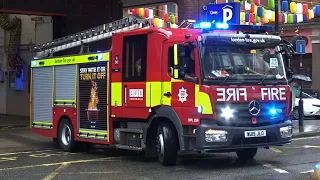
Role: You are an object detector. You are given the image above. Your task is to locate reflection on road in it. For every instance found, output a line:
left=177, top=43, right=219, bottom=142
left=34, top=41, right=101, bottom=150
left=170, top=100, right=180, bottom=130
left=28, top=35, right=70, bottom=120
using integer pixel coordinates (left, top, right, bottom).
left=0, top=129, right=318, bottom=180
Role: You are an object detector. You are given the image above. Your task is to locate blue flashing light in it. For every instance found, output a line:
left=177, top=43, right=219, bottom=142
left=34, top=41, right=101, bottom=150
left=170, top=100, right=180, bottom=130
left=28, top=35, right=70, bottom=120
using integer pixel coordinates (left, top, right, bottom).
left=215, top=23, right=229, bottom=29
left=269, top=108, right=277, bottom=115
left=193, top=21, right=273, bottom=32
left=268, top=108, right=283, bottom=116
left=316, top=164, right=320, bottom=169
left=193, top=23, right=201, bottom=29
left=200, top=22, right=211, bottom=29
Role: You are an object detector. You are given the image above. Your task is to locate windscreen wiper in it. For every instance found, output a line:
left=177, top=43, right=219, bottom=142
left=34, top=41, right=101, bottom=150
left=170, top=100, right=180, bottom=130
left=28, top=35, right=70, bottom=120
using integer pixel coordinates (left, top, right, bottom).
left=258, top=74, right=268, bottom=85
left=220, top=75, right=230, bottom=85
left=219, top=66, right=233, bottom=85
left=220, top=75, right=243, bottom=85
left=258, top=69, right=277, bottom=85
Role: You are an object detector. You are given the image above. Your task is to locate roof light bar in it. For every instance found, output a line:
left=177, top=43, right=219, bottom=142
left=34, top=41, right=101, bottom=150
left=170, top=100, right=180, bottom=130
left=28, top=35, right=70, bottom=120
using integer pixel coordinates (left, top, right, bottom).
left=193, top=22, right=273, bottom=33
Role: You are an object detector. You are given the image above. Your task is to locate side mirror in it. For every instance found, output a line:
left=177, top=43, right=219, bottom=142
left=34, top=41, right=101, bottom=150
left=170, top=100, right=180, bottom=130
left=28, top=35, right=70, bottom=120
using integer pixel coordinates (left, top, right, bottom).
left=279, top=40, right=295, bottom=79
left=286, top=68, right=293, bottom=80
left=193, top=76, right=199, bottom=84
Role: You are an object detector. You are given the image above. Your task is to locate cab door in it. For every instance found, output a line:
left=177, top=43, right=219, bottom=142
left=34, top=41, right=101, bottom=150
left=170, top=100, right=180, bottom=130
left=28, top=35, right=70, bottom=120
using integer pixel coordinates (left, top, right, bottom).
left=163, top=43, right=197, bottom=124
left=160, top=42, right=176, bottom=106
left=121, top=34, right=148, bottom=118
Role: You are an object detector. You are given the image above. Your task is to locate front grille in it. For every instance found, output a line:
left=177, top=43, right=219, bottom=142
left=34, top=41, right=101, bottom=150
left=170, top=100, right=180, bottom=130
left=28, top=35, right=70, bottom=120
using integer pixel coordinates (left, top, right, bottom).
left=215, top=102, right=287, bottom=127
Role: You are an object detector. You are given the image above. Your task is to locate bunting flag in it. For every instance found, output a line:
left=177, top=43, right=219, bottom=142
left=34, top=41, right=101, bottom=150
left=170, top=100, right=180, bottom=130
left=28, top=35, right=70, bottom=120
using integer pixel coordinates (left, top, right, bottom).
left=124, top=7, right=178, bottom=28
left=124, top=0, right=320, bottom=28
left=239, top=0, right=320, bottom=25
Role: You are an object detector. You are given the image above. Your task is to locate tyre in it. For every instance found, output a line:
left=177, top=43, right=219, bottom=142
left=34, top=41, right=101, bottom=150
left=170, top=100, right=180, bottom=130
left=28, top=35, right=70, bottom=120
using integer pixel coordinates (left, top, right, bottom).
left=293, top=107, right=299, bottom=120
left=58, top=118, right=77, bottom=152
left=156, top=122, right=178, bottom=166
left=236, top=148, right=257, bottom=161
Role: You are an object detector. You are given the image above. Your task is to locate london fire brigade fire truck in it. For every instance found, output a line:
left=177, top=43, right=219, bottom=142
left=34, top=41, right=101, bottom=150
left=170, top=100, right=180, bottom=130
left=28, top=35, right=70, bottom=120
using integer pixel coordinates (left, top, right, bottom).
left=30, top=15, right=295, bottom=166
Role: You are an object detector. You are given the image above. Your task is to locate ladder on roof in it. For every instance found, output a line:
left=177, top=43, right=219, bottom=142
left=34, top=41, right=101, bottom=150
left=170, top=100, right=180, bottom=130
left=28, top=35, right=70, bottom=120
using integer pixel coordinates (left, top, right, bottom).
left=31, top=16, right=150, bottom=59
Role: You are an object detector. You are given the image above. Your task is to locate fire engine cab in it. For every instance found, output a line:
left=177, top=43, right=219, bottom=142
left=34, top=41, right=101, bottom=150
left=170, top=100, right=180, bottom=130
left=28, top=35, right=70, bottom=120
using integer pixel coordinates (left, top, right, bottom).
left=30, top=16, right=294, bottom=166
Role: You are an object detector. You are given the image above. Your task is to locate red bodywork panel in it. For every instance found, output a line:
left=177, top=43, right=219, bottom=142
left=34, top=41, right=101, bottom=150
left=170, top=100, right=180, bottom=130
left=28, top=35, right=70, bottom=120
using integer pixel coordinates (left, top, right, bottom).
left=31, top=107, right=76, bottom=139
left=31, top=107, right=109, bottom=145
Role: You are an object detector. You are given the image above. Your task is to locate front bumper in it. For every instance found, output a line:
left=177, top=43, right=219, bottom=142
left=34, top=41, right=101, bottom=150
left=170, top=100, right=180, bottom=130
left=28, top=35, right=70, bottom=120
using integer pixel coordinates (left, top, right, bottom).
left=196, top=120, right=292, bottom=152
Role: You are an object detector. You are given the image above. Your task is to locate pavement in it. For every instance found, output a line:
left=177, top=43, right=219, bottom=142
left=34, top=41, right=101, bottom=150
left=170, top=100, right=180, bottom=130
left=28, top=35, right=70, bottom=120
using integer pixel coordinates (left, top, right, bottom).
left=0, top=128, right=320, bottom=180
left=292, top=119, right=320, bottom=138
left=0, top=115, right=29, bottom=129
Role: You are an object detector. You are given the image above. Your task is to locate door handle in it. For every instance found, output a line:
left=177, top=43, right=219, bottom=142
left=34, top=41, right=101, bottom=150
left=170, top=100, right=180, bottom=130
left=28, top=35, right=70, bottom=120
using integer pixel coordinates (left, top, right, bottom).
left=124, top=85, right=127, bottom=104
left=163, top=92, right=172, bottom=97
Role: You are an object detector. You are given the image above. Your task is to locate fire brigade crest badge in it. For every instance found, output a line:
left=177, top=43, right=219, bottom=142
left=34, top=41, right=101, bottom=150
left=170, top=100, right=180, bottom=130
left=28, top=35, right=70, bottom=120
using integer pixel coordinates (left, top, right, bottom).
left=178, top=87, right=188, bottom=103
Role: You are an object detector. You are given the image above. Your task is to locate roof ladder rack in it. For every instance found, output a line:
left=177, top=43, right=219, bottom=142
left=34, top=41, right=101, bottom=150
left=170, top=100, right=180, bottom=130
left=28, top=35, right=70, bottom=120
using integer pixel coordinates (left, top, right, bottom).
left=31, top=16, right=150, bottom=59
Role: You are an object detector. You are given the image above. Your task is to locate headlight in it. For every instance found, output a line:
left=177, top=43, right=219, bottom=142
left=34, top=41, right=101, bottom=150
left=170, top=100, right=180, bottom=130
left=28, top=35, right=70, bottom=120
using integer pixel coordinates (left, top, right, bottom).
left=205, top=129, right=228, bottom=142
left=221, top=107, right=234, bottom=120
left=280, top=126, right=292, bottom=138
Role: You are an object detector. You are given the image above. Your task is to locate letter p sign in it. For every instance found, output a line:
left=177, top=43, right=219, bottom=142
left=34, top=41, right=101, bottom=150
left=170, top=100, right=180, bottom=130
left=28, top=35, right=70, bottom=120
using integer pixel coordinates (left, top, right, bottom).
left=223, top=8, right=233, bottom=23
left=206, top=3, right=240, bottom=25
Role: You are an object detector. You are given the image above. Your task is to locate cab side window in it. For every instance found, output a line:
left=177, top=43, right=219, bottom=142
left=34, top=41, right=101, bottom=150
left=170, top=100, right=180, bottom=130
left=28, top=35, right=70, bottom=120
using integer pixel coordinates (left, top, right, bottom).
left=122, top=34, right=147, bottom=82
left=167, top=44, right=195, bottom=78
left=168, top=46, right=175, bottom=77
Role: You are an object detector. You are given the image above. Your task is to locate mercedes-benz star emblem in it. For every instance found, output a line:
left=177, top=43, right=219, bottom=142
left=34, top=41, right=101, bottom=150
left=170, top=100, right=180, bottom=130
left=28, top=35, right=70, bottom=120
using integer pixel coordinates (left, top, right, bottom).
left=248, top=100, right=260, bottom=116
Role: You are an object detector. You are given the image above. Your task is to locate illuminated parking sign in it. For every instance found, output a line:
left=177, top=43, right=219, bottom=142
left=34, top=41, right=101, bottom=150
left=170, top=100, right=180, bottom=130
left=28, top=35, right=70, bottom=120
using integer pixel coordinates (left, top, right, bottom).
left=206, top=3, right=240, bottom=24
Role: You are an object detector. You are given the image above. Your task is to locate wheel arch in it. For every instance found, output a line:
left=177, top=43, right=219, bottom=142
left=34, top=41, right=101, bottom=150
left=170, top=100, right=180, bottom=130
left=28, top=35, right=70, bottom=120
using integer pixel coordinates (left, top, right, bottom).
left=144, top=106, right=184, bottom=151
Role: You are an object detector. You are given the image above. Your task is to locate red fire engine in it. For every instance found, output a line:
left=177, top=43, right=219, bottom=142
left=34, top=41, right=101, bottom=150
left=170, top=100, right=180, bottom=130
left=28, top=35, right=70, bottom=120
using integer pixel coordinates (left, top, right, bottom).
left=30, top=16, right=295, bottom=166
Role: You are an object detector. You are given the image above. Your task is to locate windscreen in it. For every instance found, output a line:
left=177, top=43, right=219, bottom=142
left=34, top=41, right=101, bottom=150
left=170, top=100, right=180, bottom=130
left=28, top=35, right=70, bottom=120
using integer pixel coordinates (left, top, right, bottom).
left=200, top=46, right=286, bottom=83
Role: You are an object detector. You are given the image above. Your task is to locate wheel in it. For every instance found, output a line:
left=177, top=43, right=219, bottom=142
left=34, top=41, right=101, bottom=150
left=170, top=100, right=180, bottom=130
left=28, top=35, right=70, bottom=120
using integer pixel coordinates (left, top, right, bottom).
left=236, top=148, right=257, bottom=161
left=293, top=107, right=299, bottom=120
left=58, top=118, right=77, bottom=152
left=156, top=122, right=178, bottom=166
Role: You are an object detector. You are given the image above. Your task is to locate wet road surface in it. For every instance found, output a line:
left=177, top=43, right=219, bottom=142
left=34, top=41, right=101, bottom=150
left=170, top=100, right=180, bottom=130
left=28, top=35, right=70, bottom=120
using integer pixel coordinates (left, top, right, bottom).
left=0, top=128, right=319, bottom=180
